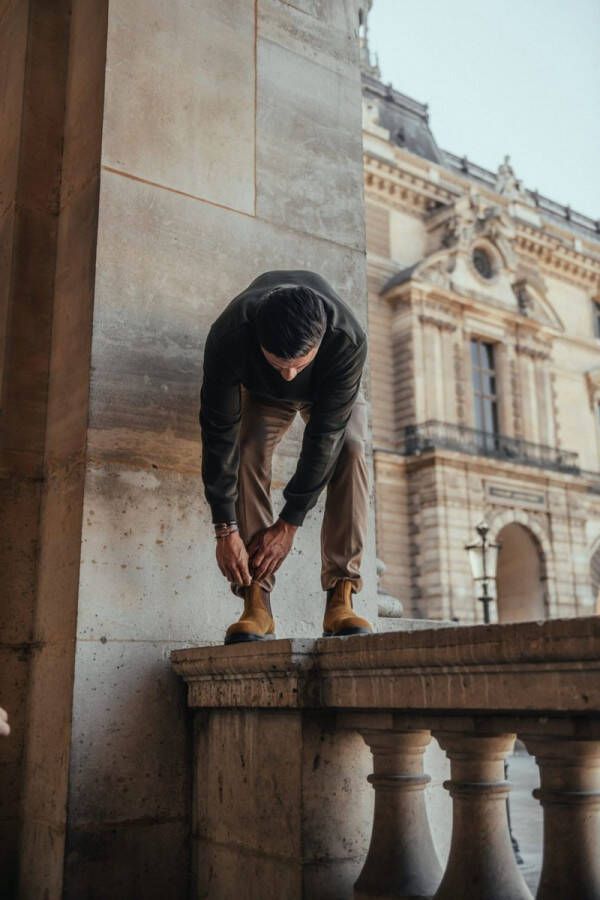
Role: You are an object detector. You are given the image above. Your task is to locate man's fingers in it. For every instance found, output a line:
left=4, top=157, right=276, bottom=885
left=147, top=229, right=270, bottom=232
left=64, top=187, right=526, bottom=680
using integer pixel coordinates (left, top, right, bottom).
left=255, top=554, right=277, bottom=582
left=249, top=545, right=263, bottom=563
left=265, top=559, right=279, bottom=578
left=247, top=533, right=264, bottom=556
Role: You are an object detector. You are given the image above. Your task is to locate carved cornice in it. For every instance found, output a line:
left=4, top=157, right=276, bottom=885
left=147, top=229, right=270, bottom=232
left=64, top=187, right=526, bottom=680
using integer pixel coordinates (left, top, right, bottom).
left=515, top=227, right=600, bottom=287
left=418, top=313, right=457, bottom=332
left=515, top=344, right=551, bottom=362
left=364, top=152, right=453, bottom=215
left=364, top=150, right=600, bottom=290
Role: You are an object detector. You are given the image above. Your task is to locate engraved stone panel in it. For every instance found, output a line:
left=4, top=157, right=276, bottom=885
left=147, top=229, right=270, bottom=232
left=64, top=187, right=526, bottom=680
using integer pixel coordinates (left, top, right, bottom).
left=102, top=0, right=256, bottom=213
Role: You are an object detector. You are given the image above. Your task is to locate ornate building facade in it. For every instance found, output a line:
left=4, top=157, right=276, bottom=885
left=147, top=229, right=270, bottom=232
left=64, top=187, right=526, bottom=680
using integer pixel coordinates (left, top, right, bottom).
left=360, top=7, right=600, bottom=623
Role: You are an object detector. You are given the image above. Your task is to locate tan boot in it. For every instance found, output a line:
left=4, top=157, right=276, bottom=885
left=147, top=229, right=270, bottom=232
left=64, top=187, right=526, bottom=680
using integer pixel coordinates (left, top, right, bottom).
left=323, top=579, right=372, bottom=637
left=224, top=584, right=276, bottom=645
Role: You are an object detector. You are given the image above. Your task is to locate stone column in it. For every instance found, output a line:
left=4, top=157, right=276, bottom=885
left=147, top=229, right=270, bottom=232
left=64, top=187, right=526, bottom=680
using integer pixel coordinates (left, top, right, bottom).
left=433, top=731, right=532, bottom=900
left=523, top=736, right=600, bottom=900
left=355, top=729, right=442, bottom=900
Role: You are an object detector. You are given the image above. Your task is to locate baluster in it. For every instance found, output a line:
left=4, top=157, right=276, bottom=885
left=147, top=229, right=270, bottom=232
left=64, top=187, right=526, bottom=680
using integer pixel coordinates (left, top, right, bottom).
left=523, top=735, right=600, bottom=900
left=355, top=729, right=442, bottom=900
left=433, top=730, right=532, bottom=900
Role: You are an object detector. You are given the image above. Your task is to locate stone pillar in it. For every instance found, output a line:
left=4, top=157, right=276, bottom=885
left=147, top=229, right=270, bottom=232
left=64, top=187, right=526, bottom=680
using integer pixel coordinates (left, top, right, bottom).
left=355, top=729, right=442, bottom=900
left=433, top=731, right=532, bottom=900
left=524, top=736, right=600, bottom=900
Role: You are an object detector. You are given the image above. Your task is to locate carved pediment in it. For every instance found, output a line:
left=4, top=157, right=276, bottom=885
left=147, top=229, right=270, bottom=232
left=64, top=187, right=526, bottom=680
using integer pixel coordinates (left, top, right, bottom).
left=510, top=265, right=564, bottom=329
left=428, top=189, right=517, bottom=270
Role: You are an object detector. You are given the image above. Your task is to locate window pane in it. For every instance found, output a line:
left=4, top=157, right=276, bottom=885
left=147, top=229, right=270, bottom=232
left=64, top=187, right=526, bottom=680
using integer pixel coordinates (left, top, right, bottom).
left=483, top=399, right=495, bottom=434
left=481, top=373, right=496, bottom=396
left=473, top=396, right=484, bottom=432
left=482, top=342, right=495, bottom=370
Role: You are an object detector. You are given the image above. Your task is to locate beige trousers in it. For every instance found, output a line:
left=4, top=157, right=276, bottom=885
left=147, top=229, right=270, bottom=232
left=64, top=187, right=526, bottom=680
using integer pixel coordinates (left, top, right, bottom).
left=234, top=389, right=368, bottom=596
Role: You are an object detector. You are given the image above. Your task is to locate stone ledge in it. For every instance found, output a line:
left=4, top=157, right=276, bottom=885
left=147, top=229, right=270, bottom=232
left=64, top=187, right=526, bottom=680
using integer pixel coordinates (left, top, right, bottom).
left=171, top=617, right=600, bottom=713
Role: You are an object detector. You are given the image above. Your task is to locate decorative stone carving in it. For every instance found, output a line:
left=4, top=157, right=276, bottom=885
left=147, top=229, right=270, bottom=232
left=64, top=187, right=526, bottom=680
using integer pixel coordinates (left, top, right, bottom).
left=513, top=278, right=534, bottom=316
left=495, top=155, right=527, bottom=200
left=585, top=367, right=600, bottom=410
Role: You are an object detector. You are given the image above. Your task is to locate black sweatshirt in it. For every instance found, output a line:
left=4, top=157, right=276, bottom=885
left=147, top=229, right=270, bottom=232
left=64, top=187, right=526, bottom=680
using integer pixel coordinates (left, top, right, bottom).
left=199, top=270, right=367, bottom=527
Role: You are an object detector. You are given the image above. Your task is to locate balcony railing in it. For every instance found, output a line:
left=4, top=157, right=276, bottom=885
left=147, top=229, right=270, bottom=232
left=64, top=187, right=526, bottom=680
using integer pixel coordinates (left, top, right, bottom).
left=172, top=618, right=600, bottom=900
left=399, top=420, right=580, bottom=474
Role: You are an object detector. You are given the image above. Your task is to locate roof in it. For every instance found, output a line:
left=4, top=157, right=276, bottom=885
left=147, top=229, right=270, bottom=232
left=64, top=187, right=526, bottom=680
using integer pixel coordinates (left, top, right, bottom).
left=362, top=73, right=600, bottom=242
left=380, top=264, right=420, bottom=294
left=363, top=74, right=443, bottom=165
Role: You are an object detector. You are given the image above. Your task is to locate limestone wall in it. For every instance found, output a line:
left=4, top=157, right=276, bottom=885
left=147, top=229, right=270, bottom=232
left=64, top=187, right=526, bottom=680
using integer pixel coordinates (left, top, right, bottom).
left=0, top=3, right=108, bottom=896
left=64, top=2, right=375, bottom=897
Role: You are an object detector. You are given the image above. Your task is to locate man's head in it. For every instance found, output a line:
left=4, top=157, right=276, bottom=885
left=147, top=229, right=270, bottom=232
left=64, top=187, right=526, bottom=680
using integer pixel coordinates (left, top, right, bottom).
left=256, top=285, right=327, bottom=381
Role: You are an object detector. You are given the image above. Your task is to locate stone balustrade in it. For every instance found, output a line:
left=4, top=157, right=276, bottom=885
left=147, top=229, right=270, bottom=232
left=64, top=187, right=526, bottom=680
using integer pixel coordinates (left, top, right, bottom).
left=172, top=617, right=600, bottom=900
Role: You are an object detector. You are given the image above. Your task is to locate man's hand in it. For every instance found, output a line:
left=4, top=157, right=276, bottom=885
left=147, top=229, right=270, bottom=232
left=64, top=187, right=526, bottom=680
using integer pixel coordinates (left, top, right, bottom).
left=216, top=531, right=252, bottom=587
left=0, top=707, right=9, bottom=737
left=247, top=519, right=297, bottom=583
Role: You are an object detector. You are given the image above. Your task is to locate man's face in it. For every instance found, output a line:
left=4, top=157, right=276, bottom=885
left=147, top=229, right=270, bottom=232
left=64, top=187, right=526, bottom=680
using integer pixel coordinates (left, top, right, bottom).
left=261, top=344, right=319, bottom=381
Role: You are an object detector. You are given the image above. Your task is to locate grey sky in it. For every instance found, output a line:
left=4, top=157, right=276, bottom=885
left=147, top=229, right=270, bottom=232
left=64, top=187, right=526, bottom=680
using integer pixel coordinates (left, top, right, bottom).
left=368, top=0, right=600, bottom=220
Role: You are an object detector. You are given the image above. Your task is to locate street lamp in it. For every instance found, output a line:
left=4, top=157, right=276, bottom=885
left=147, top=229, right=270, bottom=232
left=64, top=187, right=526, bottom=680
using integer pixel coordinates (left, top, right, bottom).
left=465, top=521, right=501, bottom=624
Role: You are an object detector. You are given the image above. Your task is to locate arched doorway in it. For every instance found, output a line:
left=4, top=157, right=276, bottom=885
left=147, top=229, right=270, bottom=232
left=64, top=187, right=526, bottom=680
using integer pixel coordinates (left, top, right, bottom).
left=496, top=523, right=546, bottom=622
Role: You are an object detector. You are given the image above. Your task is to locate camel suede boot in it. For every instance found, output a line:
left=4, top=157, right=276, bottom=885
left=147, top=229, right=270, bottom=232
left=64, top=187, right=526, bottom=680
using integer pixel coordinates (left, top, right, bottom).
left=224, top=583, right=275, bottom=645
left=323, top=579, right=372, bottom=637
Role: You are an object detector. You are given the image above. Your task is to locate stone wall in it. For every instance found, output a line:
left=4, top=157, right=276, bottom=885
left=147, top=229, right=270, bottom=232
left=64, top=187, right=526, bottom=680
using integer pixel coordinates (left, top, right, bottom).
left=1, top=1, right=374, bottom=896
left=0, top=3, right=108, bottom=896
left=64, top=1, right=374, bottom=898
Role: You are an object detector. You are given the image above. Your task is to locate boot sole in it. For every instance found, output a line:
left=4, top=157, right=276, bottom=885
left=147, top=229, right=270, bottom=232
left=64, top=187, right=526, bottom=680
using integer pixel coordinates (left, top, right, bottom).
left=224, top=633, right=276, bottom=646
left=322, top=627, right=372, bottom=638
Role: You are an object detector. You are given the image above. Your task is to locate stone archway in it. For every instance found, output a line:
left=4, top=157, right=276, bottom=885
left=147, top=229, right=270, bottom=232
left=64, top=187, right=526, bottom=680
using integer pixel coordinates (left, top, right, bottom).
left=496, top=523, right=547, bottom=622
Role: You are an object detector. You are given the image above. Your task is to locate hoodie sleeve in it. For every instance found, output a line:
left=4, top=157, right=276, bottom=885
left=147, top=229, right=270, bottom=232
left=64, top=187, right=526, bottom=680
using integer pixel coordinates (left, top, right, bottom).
left=199, top=327, right=242, bottom=523
left=279, top=336, right=367, bottom=526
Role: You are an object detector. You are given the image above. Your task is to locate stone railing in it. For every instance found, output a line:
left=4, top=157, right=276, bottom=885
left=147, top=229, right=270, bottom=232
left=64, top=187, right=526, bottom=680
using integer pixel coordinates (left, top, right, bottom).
left=172, top=617, right=600, bottom=900
left=399, top=420, right=580, bottom=475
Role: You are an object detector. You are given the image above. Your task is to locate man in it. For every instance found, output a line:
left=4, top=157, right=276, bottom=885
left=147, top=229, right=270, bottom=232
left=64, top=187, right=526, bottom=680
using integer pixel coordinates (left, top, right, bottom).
left=200, top=270, right=372, bottom=644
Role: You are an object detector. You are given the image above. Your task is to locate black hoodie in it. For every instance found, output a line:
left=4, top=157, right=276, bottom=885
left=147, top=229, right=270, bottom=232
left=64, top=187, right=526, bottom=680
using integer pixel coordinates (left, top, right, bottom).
left=199, top=270, right=367, bottom=527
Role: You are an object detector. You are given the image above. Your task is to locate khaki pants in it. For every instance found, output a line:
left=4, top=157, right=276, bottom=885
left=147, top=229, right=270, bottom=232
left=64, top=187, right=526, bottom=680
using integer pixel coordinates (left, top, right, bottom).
left=234, top=389, right=368, bottom=596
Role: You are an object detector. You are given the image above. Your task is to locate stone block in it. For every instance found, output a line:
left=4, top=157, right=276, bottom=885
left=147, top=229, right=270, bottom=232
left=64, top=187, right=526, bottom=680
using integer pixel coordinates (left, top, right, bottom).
left=259, top=0, right=358, bottom=80
left=199, top=710, right=302, bottom=856
left=0, top=476, right=39, bottom=643
left=300, top=713, right=372, bottom=864
left=17, top=639, right=80, bottom=899
left=88, top=169, right=366, bottom=463
left=196, top=841, right=300, bottom=900
left=194, top=708, right=373, bottom=900
left=64, top=818, right=189, bottom=900
left=67, top=639, right=190, bottom=825
left=102, top=0, right=256, bottom=213
left=256, top=36, right=364, bottom=249
left=75, top=463, right=345, bottom=645
left=0, top=647, right=29, bottom=765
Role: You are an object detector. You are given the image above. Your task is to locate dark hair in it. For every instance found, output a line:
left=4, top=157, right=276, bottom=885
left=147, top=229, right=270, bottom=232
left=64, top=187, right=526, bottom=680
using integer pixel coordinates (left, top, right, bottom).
left=256, top=285, right=327, bottom=359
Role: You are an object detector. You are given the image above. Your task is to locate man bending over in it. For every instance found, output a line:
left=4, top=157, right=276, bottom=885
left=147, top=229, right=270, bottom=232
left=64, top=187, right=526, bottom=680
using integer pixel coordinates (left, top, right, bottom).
left=200, top=270, right=372, bottom=644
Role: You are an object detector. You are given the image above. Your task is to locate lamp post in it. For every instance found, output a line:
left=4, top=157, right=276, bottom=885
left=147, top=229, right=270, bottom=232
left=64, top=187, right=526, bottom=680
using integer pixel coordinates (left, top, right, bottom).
left=465, top=521, right=522, bottom=864
left=465, top=521, right=500, bottom=624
